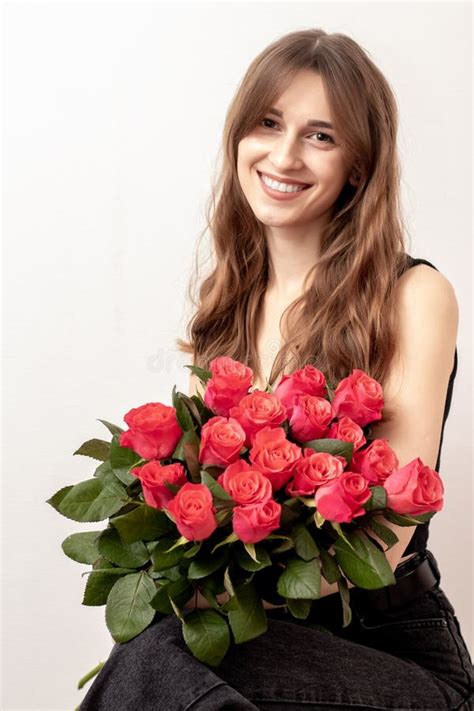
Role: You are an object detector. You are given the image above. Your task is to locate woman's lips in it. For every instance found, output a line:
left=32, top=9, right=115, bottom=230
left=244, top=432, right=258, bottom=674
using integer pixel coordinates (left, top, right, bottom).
left=257, top=170, right=313, bottom=201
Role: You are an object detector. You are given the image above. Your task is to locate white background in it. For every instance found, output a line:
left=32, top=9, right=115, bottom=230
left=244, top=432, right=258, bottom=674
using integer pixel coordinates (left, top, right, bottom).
left=2, top=2, right=472, bottom=709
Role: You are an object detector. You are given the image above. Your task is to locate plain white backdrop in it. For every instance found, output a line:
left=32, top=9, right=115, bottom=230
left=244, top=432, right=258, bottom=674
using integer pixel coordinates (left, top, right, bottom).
left=2, top=1, right=472, bottom=709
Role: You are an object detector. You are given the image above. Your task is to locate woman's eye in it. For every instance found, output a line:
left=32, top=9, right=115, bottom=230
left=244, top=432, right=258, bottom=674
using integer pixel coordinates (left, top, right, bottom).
left=259, top=118, right=334, bottom=144
left=311, top=131, right=334, bottom=145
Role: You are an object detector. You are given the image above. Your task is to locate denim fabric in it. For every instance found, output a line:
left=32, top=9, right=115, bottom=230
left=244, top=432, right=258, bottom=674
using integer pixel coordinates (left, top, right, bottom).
left=80, top=550, right=473, bottom=710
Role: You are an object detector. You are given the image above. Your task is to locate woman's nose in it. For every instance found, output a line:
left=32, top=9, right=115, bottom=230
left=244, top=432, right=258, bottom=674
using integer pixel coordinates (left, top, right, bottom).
left=269, top=134, right=304, bottom=170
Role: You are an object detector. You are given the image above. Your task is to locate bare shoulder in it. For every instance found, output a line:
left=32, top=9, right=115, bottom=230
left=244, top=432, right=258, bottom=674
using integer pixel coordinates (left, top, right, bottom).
left=380, top=262, right=458, bottom=405
left=370, top=261, right=459, bottom=471
left=396, top=262, right=458, bottom=317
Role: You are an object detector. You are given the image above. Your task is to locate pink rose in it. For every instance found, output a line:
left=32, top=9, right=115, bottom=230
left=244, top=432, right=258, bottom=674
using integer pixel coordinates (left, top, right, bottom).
left=351, top=439, right=399, bottom=484
left=288, top=394, right=333, bottom=442
left=131, top=461, right=187, bottom=509
left=314, top=471, right=371, bottom=523
left=198, top=415, right=246, bottom=468
left=249, top=426, right=302, bottom=491
left=229, top=390, right=287, bottom=447
left=384, top=458, right=444, bottom=515
left=327, top=416, right=366, bottom=452
left=331, top=369, right=384, bottom=427
left=217, top=460, right=273, bottom=506
left=286, top=449, right=346, bottom=497
left=203, top=356, right=253, bottom=417
left=233, top=499, right=282, bottom=543
left=119, top=402, right=182, bottom=460
left=165, top=482, right=217, bottom=541
left=273, top=365, right=327, bottom=408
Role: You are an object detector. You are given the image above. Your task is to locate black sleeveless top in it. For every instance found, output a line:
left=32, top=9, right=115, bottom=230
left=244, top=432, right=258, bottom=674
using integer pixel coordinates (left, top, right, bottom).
left=400, top=255, right=458, bottom=556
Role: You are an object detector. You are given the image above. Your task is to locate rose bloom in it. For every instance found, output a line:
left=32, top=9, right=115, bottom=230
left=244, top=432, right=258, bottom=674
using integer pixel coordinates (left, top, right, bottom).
left=327, top=416, right=366, bottom=452
left=288, top=394, right=333, bottom=442
left=198, top=415, right=246, bottom=468
left=351, top=439, right=399, bottom=485
left=286, top=449, right=346, bottom=497
left=131, top=461, right=187, bottom=509
left=233, top=499, right=282, bottom=544
left=273, top=365, right=327, bottom=409
left=119, top=402, right=182, bottom=460
left=203, top=356, right=253, bottom=417
left=165, top=482, right=217, bottom=541
left=249, top=426, right=302, bottom=491
left=229, top=390, right=287, bottom=447
left=314, top=470, right=371, bottom=523
left=384, top=458, right=444, bottom=515
left=331, top=369, right=384, bottom=427
left=217, top=460, right=273, bottom=506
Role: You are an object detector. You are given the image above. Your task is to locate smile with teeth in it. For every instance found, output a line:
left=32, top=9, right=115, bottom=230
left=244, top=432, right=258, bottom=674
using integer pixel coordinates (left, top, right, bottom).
left=259, top=172, right=312, bottom=193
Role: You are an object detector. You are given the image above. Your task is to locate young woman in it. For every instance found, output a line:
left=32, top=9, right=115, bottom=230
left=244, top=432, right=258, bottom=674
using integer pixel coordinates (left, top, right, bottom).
left=80, top=28, right=473, bottom=710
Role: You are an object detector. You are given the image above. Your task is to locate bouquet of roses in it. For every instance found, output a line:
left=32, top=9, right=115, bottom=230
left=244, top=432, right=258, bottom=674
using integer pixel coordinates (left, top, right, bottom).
left=46, top=357, right=444, bottom=683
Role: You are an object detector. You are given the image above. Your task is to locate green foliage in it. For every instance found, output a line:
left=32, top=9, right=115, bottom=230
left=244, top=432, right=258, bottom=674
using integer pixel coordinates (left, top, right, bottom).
left=105, top=572, right=157, bottom=643
left=334, top=530, right=395, bottom=589
left=182, top=609, right=230, bottom=667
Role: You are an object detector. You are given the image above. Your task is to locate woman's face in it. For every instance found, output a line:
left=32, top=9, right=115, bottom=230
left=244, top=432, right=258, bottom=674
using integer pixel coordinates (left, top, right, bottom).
left=237, top=69, right=355, bottom=228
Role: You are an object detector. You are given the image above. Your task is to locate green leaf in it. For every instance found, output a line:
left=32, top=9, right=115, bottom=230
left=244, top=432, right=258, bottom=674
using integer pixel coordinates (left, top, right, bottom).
left=234, top=543, right=271, bottom=572
left=172, top=429, right=200, bottom=470
left=150, top=577, right=194, bottom=614
left=331, top=521, right=353, bottom=548
left=184, top=364, right=212, bottom=385
left=334, top=530, right=395, bottom=589
left=277, top=557, right=321, bottom=600
left=182, top=609, right=230, bottom=667
left=97, top=418, right=124, bottom=436
left=337, top=576, right=352, bottom=627
left=227, top=582, right=267, bottom=644
left=384, top=510, right=434, bottom=526
left=110, top=504, right=174, bottom=543
left=51, top=476, right=126, bottom=522
left=173, top=391, right=196, bottom=432
left=82, top=568, right=136, bottom=606
left=97, top=527, right=150, bottom=568
left=152, top=537, right=187, bottom=572
left=210, top=531, right=239, bottom=553
left=364, top=486, right=387, bottom=512
left=109, top=434, right=142, bottom=486
left=177, top=393, right=202, bottom=425
left=105, top=572, right=157, bottom=642
left=367, top=517, right=399, bottom=549
left=46, top=485, right=73, bottom=511
left=319, top=548, right=342, bottom=584
left=183, top=541, right=202, bottom=559
left=286, top=597, right=312, bottom=619
left=93, top=460, right=113, bottom=479
left=74, top=438, right=111, bottom=462
left=200, top=470, right=234, bottom=501
left=188, top=547, right=229, bottom=580
left=292, top=523, right=320, bottom=561
left=61, top=531, right=102, bottom=564
left=300, top=438, right=354, bottom=467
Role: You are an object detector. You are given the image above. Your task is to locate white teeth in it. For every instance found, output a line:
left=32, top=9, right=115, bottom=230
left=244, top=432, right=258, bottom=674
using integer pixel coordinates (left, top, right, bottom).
left=260, top=173, right=308, bottom=193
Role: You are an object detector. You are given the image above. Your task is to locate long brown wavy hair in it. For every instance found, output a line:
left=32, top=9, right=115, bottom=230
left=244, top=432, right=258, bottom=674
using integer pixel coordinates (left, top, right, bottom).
left=176, top=28, right=413, bottom=424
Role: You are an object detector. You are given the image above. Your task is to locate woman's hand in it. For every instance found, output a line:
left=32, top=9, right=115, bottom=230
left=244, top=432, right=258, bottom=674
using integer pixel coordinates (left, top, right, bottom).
left=184, top=588, right=284, bottom=611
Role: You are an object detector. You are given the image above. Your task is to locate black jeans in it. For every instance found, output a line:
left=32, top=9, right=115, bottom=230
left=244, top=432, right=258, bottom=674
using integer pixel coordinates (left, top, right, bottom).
left=80, top=550, right=473, bottom=710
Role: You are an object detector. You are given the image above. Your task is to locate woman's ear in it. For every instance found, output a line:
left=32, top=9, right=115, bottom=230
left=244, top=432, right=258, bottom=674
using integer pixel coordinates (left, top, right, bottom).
left=348, top=169, right=361, bottom=187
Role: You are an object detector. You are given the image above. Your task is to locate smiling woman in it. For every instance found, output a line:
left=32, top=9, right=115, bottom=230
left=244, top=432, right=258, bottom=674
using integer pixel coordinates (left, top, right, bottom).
left=79, top=27, right=473, bottom=711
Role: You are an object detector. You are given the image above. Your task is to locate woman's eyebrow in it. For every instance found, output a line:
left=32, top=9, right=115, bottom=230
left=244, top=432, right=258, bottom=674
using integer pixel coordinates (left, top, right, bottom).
left=268, top=107, right=334, bottom=130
